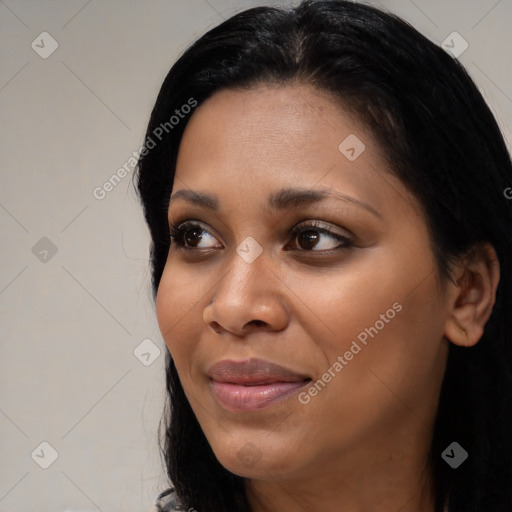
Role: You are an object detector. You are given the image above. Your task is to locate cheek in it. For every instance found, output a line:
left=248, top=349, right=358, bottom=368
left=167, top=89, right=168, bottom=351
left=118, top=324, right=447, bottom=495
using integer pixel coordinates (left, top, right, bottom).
left=155, top=263, right=206, bottom=358
left=289, top=248, right=444, bottom=382
left=293, top=281, right=446, bottom=452
left=155, top=271, right=177, bottom=349
left=282, top=257, right=402, bottom=355
left=319, top=275, right=445, bottom=412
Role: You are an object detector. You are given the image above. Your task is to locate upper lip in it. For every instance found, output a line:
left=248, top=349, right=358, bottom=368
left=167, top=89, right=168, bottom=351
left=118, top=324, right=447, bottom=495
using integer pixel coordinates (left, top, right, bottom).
left=207, top=358, right=311, bottom=385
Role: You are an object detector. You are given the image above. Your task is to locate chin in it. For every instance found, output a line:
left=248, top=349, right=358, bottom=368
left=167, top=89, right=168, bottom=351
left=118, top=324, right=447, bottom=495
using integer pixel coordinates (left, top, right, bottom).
left=210, top=436, right=300, bottom=480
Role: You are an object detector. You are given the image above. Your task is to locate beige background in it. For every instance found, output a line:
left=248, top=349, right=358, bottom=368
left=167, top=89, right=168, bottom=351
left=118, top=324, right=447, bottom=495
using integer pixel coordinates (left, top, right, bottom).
left=1, top=0, right=511, bottom=511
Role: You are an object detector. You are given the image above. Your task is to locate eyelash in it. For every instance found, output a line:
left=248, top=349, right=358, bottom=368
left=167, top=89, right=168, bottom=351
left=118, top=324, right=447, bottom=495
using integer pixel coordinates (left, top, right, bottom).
left=168, top=218, right=353, bottom=254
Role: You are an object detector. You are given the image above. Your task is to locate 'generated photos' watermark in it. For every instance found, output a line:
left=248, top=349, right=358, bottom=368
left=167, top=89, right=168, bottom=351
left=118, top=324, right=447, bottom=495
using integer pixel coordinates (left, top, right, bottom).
left=299, top=301, right=403, bottom=405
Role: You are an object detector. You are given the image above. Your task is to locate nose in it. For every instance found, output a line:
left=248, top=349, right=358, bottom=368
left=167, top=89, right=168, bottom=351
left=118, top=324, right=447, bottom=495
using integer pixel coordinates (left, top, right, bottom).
left=202, top=247, right=289, bottom=337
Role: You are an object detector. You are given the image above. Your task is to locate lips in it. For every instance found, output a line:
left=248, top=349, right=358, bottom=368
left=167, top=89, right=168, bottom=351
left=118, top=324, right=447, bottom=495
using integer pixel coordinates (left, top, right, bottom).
left=207, top=358, right=311, bottom=412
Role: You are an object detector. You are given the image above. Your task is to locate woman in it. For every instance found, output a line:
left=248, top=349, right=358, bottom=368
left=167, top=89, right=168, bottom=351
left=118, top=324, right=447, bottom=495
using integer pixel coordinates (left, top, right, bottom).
left=136, top=1, right=512, bottom=511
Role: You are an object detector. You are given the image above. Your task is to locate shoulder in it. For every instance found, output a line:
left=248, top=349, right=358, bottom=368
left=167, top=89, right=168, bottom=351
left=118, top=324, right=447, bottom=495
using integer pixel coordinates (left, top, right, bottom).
left=148, top=487, right=187, bottom=512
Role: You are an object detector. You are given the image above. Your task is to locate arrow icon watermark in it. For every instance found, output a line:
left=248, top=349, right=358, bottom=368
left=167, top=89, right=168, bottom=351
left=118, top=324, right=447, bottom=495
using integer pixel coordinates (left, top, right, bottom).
left=441, top=31, right=468, bottom=58
left=31, top=441, right=59, bottom=469
left=31, top=237, right=58, bottom=263
left=236, top=236, right=263, bottom=263
left=133, top=339, right=161, bottom=366
left=338, top=134, right=366, bottom=161
left=31, top=32, right=58, bottom=59
left=441, top=441, right=468, bottom=469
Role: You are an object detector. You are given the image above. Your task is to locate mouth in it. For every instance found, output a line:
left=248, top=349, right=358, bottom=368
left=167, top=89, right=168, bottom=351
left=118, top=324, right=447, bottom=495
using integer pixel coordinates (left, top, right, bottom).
left=207, top=358, right=312, bottom=412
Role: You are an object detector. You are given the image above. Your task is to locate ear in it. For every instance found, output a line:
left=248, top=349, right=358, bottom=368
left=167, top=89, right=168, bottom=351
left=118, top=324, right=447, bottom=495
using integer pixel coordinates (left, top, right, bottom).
left=444, top=243, right=500, bottom=347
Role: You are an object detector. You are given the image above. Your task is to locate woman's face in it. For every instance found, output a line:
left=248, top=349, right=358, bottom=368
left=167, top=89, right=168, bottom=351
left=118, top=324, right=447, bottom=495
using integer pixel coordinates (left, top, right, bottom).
left=155, top=84, right=451, bottom=483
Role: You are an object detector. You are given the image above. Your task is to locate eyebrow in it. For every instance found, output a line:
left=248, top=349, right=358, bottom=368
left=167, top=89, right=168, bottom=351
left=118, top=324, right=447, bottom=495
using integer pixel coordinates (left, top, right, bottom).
left=168, top=187, right=382, bottom=219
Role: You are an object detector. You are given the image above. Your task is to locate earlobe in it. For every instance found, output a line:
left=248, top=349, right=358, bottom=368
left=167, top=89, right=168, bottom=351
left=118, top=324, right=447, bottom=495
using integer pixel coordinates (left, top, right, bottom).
left=443, top=243, right=500, bottom=348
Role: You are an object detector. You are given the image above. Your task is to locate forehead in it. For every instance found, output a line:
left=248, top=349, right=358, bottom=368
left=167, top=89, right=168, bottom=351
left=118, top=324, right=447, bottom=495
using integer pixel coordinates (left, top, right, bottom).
left=173, top=83, right=417, bottom=221
left=177, top=84, right=369, bottom=173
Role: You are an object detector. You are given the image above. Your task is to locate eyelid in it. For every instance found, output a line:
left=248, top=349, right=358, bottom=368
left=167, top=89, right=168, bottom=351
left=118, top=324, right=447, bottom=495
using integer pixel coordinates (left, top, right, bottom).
left=169, top=219, right=223, bottom=247
left=289, top=219, right=352, bottom=240
left=168, top=216, right=351, bottom=238
left=168, top=217, right=353, bottom=252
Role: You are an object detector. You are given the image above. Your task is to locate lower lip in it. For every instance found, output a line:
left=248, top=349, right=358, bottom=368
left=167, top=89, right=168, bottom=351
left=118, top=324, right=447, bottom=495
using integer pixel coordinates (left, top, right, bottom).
left=210, top=380, right=309, bottom=412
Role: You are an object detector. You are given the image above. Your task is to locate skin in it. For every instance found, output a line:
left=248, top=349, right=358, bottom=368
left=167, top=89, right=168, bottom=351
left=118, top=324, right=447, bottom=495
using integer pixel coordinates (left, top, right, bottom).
left=155, top=84, right=500, bottom=512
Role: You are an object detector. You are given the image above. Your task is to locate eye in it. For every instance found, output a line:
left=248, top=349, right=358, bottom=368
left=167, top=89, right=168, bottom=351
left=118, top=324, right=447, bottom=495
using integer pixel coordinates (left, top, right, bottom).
left=287, top=221, right=352, bottom=252
left=169, top=218, right=352, bottom=254
left=169, top=220, right=221, bottom=250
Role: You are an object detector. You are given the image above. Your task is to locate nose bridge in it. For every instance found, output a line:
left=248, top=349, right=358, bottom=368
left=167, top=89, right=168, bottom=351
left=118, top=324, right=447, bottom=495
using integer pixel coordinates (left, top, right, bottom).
left=216, top=238, right=270, bottom=303
left=204, top=238, right=288, bottom=334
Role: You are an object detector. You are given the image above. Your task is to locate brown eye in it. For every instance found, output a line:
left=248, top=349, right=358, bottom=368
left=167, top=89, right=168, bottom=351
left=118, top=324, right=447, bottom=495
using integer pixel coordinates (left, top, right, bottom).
left=183, top=226, right=203, bottom=247
left=296, top=229, right=321, bottom=250
left=288, top=222, right=352, bottom=252
left=169, top=221, right=221, bottom=249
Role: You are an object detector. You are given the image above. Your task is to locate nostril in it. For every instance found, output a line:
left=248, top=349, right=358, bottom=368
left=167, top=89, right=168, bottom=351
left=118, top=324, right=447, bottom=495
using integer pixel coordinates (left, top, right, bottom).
left=249, top=320, right=265, bottom=327
left=209, top=321, right=223, bottom=333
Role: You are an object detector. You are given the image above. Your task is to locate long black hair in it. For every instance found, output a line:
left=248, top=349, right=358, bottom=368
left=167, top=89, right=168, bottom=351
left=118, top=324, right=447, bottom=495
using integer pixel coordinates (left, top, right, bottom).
left=135, top=1, right=512, bottom=510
